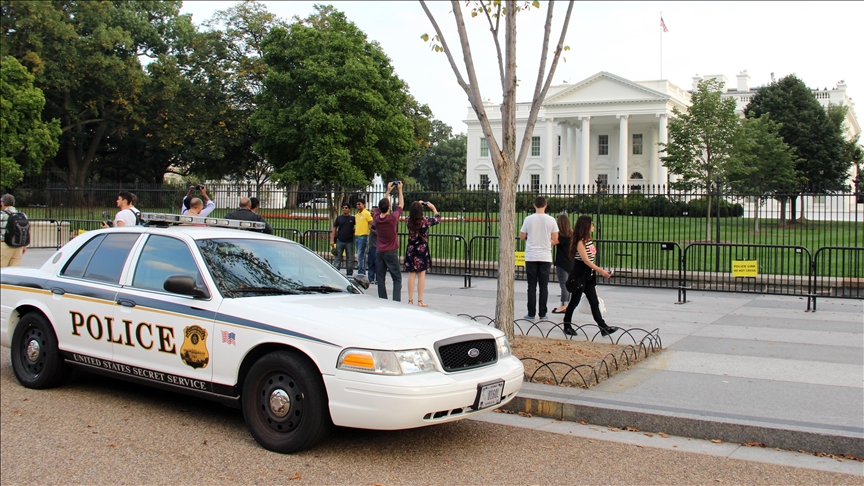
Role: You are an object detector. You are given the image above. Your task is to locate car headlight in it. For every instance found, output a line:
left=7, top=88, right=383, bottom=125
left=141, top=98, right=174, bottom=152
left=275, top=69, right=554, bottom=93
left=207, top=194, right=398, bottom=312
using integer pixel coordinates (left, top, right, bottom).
left=496, top=335, right=512, bottom=358
left=337, top=348, right=437, bottom=375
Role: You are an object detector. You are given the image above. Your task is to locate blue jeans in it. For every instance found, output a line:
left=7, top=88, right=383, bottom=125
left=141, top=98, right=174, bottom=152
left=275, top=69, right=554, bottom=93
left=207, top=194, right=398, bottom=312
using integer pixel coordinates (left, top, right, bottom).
left=367, top=246, right=377, bottom=282
left=334, top=240, right=354, bottom=276
left=355, top=235, right=368, bottom=275
left=555, top=265, right=571, bottom=306
left=525, top=261, right=552, bottom=318
left=377, top=250, right=401, bottom=301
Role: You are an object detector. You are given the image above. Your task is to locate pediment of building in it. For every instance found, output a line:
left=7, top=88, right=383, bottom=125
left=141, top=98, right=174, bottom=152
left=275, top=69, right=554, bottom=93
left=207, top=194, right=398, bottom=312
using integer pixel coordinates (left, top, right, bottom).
left=544, top=72, right=669, bottom=106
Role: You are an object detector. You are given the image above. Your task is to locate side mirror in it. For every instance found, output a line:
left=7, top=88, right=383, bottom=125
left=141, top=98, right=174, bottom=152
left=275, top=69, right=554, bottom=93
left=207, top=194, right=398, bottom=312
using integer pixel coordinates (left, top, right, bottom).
left=351, top=274, right=370, bottom=290
left=164, top=275, right=209, bottom=299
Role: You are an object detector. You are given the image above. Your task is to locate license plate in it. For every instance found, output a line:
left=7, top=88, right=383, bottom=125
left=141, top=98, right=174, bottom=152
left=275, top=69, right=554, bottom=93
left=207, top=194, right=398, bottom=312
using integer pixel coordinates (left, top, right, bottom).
left=474, top=380, right=505, bottom=410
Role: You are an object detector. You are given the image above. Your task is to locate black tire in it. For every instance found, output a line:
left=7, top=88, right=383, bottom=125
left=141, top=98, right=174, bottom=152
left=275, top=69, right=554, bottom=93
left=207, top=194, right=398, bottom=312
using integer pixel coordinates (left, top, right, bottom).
left=241, top=351, right=332, bottom=453
left=10, top=312, right=70, bottom=389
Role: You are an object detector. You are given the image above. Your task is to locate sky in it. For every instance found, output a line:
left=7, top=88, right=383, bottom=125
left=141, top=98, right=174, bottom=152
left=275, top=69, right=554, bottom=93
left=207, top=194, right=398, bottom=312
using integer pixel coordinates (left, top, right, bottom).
left=180, top=1, right=864, bottom=134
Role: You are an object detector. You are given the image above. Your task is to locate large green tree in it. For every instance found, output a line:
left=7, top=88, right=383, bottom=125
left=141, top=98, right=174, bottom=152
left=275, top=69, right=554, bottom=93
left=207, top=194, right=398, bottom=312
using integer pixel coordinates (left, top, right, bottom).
left=661, top=78, right=740, bottom=240
left=0, top=55, right=61, bottom=189
left=410, top=120, right=467, bottom=188
left=252, top=5, right=417, bottom=190
left=727, top=115, right=800, bottom=232
left=744, top=75, right=849, bottom=220
left=2, top=0, right=182, bottom=185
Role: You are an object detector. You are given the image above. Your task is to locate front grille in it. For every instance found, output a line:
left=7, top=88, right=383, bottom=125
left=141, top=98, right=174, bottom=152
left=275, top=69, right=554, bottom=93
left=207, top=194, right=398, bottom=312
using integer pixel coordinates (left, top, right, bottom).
left=436, top=338, right=497, bottom=372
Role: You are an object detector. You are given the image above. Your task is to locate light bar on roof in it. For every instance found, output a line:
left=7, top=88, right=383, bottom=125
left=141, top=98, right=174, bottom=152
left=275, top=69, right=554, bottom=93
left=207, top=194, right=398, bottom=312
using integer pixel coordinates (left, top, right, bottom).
left=140, top=213, right=266, bottom=230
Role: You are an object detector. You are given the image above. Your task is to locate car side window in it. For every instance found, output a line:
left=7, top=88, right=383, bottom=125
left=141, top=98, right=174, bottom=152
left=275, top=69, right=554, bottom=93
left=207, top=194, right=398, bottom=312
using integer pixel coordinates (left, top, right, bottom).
left=61, top=233, right=139, bottom=284
left=132, top=235, right=205, bottom=294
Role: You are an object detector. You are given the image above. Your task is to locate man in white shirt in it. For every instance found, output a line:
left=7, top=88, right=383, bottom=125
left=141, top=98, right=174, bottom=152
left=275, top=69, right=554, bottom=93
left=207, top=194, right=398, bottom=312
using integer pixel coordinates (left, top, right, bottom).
left=519, top=196, right=558, bottom=320
left=103, top=191, right=140, bottom=227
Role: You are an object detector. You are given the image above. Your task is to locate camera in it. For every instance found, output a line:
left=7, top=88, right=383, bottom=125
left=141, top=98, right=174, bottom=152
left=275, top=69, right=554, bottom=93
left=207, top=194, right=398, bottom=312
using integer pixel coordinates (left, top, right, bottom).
left=194, top=184, right=205, bottom=190
left=392, top=180, right=401, bottom=186
left=421, top=201, right=429, bottom=207
left=101, top=211, right=114, bottom=227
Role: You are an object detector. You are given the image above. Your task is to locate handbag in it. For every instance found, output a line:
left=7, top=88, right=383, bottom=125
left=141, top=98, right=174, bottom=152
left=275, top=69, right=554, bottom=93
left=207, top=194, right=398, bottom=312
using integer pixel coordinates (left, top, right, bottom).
left=578, top=295, right=607, bottom=315
left=565, top=260, right=591, bottom=293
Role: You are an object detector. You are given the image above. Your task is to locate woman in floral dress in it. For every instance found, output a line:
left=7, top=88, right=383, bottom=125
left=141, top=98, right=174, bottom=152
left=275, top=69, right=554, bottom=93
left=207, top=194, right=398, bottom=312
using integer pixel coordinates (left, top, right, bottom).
left=404, top=200, right=441, bottom=306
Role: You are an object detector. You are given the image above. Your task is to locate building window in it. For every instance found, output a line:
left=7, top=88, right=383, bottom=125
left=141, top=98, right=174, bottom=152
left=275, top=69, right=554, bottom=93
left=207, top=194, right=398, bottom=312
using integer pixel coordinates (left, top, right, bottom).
left=531, top=174, right=540, bottom=193
left=596, top=173, right=608, bottom=193
left=480, top=174, right=490, bottom=188
left=557, top=136, right=561, bottom=156
left=598, top=135, right=608, bottom=155
left=632, top=134, right=643, bottom=155
left=531, top=136, right=541, bottom=156
left=480, top=137, right=489, bottom=157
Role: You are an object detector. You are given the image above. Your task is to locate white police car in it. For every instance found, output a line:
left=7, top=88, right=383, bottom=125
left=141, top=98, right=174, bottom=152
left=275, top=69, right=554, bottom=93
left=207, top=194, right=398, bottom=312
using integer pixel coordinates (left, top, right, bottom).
left=0, top=214, right=522, bottom=453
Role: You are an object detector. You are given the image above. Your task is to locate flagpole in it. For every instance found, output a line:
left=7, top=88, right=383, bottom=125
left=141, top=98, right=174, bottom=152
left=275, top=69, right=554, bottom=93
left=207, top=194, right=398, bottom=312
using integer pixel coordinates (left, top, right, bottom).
left=660, top=11, right=663, bottom=79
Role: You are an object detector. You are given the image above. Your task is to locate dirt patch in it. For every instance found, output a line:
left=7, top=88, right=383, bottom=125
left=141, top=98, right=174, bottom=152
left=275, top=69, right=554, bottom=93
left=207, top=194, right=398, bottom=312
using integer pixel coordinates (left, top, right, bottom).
left=511, top=334, right=656, bottom=389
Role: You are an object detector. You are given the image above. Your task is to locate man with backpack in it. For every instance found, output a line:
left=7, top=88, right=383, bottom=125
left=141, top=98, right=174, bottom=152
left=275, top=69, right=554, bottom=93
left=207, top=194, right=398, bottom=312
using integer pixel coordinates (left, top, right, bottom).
left=103, top=191, right=141, bottom=228
left=1, top=194, right=28, bottom=268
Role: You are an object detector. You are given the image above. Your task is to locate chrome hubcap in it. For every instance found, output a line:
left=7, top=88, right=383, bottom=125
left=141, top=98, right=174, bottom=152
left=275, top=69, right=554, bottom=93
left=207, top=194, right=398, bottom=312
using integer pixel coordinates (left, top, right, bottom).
left=25, top=339, right=40, bottom=363
left=268, top=389, right=290, bottom=417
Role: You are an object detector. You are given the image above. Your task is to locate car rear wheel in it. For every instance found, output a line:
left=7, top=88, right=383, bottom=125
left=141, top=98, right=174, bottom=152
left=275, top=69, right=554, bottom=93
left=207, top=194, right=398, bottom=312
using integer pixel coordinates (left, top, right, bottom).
left=11, top=312, right=70, bottom=389
left=241, top=351, right=332, bottom=453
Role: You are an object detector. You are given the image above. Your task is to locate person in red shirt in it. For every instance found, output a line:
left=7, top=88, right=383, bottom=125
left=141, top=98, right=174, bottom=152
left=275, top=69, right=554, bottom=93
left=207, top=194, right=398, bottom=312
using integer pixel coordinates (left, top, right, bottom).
left=373, top=181, right=404, bottom=301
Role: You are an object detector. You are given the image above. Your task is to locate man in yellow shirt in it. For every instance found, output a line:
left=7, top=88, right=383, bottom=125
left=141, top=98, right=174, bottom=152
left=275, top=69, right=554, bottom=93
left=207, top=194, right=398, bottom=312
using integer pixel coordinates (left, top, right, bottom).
left=354, top=198, right=374, bottom=278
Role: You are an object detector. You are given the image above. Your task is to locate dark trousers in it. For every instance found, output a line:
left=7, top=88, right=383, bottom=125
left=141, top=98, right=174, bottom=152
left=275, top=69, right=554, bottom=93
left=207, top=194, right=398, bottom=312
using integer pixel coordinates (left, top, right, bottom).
left=563, top=273, right=607, bottom=328
left=367, top=246, right=377, bottom=282
left=334, top=240, right=354, bottom=276
left=525, top=261, right=552, bottom=318
left=377, top=249, right=401, bottom=301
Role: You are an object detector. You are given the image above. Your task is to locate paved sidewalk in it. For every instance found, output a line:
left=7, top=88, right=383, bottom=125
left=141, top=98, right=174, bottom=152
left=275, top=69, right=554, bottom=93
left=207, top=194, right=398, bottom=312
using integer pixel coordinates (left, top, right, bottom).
left=13, top=249, right=864, bottom=458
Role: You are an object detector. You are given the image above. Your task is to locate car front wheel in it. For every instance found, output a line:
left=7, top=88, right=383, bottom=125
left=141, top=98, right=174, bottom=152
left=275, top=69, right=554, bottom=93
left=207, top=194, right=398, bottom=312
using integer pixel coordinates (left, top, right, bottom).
left=241, top=351, right=332, bottom=453
left=11, top=312, right=70, bottom=389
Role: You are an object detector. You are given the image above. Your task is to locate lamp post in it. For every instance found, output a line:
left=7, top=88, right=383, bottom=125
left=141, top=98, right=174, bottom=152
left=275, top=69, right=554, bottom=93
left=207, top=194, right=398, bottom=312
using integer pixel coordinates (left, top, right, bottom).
left=595, top=176, right=603, bottom=240
left=485, top=179, right=491, bottom=236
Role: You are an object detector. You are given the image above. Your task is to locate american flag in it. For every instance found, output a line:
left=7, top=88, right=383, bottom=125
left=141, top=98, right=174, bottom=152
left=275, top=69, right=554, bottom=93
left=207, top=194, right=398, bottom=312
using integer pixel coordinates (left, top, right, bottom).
left=221, top=330, right=236, bottom=345
left=660, top=16, right=669, bottom=33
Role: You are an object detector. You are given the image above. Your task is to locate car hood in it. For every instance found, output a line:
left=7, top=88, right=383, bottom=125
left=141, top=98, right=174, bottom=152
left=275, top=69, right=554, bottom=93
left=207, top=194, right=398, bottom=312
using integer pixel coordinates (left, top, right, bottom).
left=216, top=293, right=497, bottom=348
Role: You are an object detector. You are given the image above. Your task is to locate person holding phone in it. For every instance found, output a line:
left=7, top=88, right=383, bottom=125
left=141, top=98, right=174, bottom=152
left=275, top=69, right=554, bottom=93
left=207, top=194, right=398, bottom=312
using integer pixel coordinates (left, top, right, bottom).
left=404, top=200, right=441, bottom=306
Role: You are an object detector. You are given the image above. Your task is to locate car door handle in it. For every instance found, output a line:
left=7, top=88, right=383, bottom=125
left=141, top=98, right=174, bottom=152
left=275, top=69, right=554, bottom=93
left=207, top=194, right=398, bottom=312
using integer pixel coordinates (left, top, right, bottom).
left=50, top=288, right=65, bottom=295
left=117, top=299, right=136, bottom=308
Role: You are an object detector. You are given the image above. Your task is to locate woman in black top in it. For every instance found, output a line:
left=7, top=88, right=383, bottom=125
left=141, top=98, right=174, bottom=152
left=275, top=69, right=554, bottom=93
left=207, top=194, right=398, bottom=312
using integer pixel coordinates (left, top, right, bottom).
left=551, top=214, right=574, bottom=314
left=562, top=215, right=617, bottom=337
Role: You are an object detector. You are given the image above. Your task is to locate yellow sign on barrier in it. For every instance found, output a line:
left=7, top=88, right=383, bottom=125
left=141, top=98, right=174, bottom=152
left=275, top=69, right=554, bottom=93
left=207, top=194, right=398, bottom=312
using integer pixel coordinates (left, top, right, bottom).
left=515, top=251, right=525, bottom=267
left=732, top=260, right=758, bottom=277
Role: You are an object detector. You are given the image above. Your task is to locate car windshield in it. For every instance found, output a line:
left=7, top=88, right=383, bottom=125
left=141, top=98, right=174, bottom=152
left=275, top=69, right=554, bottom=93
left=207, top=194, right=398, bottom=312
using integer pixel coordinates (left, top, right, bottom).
left=197, top=238, right=356, bottom=297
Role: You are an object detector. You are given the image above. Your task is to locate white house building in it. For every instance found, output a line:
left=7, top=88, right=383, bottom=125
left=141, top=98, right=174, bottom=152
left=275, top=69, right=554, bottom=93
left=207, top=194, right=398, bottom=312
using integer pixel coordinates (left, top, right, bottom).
left=465, top=71, right=862, bottom=195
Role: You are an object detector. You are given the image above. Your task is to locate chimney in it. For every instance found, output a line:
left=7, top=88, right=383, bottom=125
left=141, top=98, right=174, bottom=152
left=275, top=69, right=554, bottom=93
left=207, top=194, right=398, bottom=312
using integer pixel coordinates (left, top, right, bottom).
left=692, top=74, right=702, bottom=91
left=737, top=70, right=750, bottom=92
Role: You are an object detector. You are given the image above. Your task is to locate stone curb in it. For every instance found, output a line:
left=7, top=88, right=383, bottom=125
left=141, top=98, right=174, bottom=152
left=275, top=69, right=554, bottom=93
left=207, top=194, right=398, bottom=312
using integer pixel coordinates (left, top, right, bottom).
left=502, top=384, right=864, bottom=458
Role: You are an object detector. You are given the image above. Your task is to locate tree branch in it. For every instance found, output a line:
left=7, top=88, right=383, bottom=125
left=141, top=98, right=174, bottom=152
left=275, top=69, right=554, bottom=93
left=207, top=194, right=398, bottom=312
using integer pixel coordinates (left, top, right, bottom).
left=480, top=2, right=505, bottom=90
left=515, top=0, right=574, bottom=175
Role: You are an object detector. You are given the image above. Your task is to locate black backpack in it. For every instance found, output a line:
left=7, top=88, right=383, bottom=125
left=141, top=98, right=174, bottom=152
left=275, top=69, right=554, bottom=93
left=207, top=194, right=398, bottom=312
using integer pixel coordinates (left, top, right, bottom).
left=3, top=210, right=30, bottom=247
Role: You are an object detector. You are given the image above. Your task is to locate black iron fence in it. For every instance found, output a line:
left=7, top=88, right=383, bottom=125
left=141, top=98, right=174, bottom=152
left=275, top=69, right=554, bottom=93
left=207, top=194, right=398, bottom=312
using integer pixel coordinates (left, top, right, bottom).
left=12, top=179, right=863, bottom=307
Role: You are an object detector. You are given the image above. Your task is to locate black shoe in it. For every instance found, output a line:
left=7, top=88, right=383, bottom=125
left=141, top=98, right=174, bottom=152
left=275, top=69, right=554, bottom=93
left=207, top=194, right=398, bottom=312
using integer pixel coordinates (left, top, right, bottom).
left=599, top=326, right=618, bottom=337
left=563, top=326, right=577, bottom=336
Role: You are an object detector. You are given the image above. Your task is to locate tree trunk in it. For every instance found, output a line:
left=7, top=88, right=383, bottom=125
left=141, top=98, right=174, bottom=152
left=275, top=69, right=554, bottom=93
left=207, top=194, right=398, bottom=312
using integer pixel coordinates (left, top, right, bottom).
left=495, top=167, right=517, bottom=340
left=705, top=194, right=713, bottom=241
left=789, top=194, right=798, bottom=225
left=778, top=197, right=787, bottom=227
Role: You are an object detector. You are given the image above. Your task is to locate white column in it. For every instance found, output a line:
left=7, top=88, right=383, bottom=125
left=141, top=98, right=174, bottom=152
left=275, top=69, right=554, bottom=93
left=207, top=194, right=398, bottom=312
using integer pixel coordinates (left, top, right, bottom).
left=579, top=117, right=591, bottom=187
left=650, top=123, right=659, bottom=188
left=544, top=117, right=554, bottom=187
left=657, top=114, right=668, bottom=187
left=560, top=122, right=569, bottom=188
left=617, top=115, right=629, bottom=190
left=567, top=124, right=577, bottom=185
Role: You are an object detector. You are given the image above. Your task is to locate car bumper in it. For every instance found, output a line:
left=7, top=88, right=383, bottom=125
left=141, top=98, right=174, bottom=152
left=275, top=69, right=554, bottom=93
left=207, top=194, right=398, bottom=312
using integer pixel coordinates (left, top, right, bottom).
left=324, top=355, right=524, bottom=430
